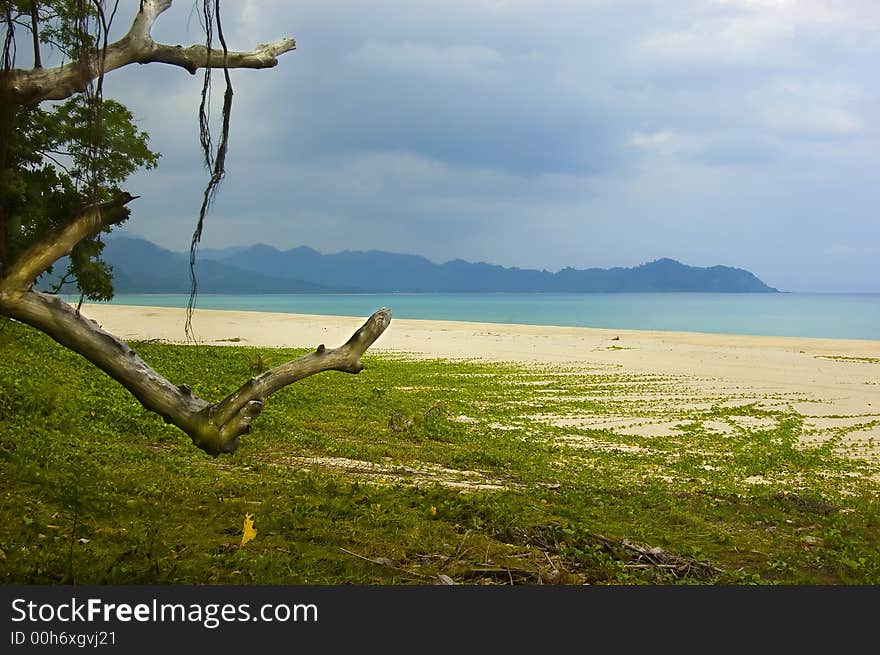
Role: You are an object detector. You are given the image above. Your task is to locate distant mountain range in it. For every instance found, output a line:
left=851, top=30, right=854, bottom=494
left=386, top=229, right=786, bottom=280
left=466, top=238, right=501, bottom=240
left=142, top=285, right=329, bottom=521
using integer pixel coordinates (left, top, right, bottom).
left=39, top=237, right=779, bottom=294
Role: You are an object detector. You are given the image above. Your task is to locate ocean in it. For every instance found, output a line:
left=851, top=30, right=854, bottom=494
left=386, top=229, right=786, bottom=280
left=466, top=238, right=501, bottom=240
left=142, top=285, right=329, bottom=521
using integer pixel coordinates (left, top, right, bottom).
left=86, top=292, right=880, bottom=341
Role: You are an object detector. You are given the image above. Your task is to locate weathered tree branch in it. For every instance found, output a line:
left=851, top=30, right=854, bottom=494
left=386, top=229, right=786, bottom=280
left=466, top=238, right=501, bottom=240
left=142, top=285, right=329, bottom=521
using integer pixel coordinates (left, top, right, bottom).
left=0, top=290, right=391, bottom=456
left=211, top=308, right=393, bottom=432
left=0, top=0, right=296, bottom=104
left=0, top=291, right=211, bottom=439
left=0, top=0, right=379, bottom=460
left=0, top=193, right=136, bottom=293
left=140, top=39, right=297, bottom=75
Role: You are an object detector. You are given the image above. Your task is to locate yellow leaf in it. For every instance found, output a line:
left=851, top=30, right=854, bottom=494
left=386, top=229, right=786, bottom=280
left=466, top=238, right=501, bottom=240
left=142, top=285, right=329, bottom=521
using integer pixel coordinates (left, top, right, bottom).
left=240, top=513, right=257, bottom=547
left=429, top=506, right=437, bottom=516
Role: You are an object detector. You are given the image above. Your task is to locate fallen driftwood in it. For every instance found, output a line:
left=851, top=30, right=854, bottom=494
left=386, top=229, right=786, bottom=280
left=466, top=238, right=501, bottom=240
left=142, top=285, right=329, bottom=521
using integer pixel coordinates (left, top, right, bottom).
left=338, top=523, right=725, bottom=586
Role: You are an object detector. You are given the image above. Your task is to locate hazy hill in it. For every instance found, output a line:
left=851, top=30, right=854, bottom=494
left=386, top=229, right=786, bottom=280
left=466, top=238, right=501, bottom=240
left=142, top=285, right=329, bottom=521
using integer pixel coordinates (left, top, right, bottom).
left=202, top=242, right=778, bottom=293
left=38, top=238, right=326, bottom=294
left=41, top=237, right=777, bottom=294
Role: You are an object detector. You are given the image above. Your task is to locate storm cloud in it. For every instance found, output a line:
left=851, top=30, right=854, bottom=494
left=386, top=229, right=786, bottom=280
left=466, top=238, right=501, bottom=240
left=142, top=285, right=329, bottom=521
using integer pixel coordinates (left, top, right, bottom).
left=107, top=0, right=879, bottom=292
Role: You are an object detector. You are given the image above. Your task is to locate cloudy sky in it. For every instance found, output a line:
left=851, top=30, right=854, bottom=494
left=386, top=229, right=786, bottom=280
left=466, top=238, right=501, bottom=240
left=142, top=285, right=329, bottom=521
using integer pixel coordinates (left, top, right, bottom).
left=106, top=0, right=879, bottom=292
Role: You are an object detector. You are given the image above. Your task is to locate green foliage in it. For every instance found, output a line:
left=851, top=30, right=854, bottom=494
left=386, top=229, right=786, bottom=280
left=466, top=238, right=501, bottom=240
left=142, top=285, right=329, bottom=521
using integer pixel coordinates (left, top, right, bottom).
left=4, top=0, right=105, bottom=62
left=1, top=2, right=160, bottom=299
left=3, top=96, right=159, bottom=299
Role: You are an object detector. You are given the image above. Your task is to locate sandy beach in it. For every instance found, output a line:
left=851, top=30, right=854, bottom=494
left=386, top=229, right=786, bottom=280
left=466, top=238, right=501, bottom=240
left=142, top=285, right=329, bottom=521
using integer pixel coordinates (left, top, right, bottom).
left=80, top=303, right=880, bottom=460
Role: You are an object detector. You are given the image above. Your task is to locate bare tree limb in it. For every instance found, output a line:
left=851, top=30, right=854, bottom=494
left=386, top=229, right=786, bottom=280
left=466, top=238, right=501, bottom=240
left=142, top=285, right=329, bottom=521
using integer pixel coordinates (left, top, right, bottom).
left=0, top=0, right=296, bottom=104
left=0, top=290, right=212, bottom=437
left=0, top=193, right=136, bottom=293
left=141, top=39, right=296, bottom=75
left=0, top=289, right=392, bottom=456
left=211, top=308, right=392, bottom=433
left=0, top=0, right=386, bottom=460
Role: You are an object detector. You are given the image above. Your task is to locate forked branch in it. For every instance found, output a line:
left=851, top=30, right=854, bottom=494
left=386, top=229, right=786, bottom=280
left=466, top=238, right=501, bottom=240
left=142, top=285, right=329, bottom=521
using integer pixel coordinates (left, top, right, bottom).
left=0, top=193, right=136, bottom=294
left=0, top=0, right=296, bottom=104
left=0, top=0, right=366, bottom=458
left=0, top=290, right=391, bottom=456
left=211, top=308, right=393, bottom=448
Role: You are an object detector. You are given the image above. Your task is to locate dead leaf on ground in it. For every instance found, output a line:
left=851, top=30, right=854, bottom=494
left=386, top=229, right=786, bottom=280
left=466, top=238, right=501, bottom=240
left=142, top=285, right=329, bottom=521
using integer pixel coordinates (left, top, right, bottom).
left=240, top=513, right=257, bottom=547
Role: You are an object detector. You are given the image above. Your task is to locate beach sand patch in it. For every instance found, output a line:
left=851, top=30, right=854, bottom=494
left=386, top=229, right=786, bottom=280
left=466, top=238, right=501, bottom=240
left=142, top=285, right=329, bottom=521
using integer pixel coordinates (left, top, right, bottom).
left=532, top=413, right=686, bottom=438
left=556, top=434, right=650, bottom=454
left=833, top=426, right=880, bottom=461
left=804, top=416, right=880, bottom=431
left=702, top=420, right=736, bottom=436
left=255, top=454, right=509, bottom=491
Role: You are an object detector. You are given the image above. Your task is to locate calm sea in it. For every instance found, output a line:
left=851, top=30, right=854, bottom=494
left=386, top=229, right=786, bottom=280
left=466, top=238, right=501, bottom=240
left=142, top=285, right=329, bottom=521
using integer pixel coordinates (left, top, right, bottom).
left=88, top=293, right=880, bottom=341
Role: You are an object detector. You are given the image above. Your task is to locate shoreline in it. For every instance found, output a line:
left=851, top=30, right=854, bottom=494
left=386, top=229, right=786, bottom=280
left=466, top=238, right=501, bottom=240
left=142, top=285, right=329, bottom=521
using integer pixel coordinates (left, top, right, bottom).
left=78, top=301, right=880, bottom=384
left=82, top=292, right=880, bottom=342
left=79, top=302, right=880, bottom=352
left=73, top=303, right=880, bottom=461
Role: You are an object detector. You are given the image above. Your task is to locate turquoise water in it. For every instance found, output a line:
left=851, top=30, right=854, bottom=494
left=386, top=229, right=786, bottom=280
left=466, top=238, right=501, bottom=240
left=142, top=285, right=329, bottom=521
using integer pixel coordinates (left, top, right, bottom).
left=87, top=293, right=880, bottom=341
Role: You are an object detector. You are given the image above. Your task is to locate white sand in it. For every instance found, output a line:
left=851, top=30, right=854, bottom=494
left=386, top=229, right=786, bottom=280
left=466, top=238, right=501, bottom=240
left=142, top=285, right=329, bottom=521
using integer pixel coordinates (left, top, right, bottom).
left=78, top=303, right=880, bottom=459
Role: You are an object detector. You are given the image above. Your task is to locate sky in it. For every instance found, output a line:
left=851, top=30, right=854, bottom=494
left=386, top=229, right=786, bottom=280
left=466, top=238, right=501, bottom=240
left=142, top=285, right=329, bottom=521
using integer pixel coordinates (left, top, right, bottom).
left=101, top=0, right=879, bottom=293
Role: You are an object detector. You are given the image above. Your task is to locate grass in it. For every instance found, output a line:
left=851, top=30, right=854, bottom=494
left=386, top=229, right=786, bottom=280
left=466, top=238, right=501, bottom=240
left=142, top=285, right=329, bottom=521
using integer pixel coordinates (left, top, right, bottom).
left=1, top=317, right=879, bottom=585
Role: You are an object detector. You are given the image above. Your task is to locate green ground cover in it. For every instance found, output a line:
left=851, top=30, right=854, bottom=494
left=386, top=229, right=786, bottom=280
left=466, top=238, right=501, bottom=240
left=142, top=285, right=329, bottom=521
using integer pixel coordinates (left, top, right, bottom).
left=2, top=318, right=878, bottom=584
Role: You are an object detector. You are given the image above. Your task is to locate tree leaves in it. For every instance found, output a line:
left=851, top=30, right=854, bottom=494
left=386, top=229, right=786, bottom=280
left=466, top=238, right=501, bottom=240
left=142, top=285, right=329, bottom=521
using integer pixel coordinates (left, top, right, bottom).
left=3, top=96, right=159, bottom=298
